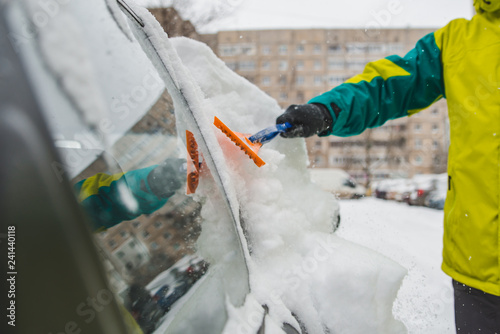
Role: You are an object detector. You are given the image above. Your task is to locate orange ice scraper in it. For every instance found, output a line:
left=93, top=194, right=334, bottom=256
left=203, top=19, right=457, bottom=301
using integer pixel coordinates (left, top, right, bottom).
left=213, top=116, right=291, bottom=167
left=186, top=130, right=200, bottom=194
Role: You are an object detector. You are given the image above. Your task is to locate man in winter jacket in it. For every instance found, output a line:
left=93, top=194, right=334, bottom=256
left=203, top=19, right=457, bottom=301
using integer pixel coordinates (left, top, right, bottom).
left=74, top=158, right=185, bottom=231
left=276, top=0, right=500, bottom=331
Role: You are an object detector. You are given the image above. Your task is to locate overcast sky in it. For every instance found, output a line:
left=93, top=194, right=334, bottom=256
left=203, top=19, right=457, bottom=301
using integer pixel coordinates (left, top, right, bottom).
left=136, top=0, right=474, bottom=33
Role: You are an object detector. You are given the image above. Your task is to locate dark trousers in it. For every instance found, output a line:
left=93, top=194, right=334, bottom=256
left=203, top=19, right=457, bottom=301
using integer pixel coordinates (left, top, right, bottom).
left=453, top=279, right=500, bottom=333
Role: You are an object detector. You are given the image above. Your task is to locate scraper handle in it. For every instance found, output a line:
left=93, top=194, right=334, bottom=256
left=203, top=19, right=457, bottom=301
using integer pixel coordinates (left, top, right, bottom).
left=248, top=123, right=292, bottom=144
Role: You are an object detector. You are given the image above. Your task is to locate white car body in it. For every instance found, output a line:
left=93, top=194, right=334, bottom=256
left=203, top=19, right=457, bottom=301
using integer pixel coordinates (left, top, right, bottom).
left=310, top=168, right=366, bottom=199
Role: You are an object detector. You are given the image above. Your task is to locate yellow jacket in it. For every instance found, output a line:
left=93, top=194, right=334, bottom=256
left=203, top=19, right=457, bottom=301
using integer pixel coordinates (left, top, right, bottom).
left=438, top=9, right=500, bottom=297
left=310, top=6, right=500, bottom=295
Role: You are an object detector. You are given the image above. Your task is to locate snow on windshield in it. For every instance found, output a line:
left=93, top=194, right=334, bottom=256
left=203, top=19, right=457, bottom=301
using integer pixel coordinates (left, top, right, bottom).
left=61, top=1, right=410, bottom=331
left=160, top=26, right=407, bottom=332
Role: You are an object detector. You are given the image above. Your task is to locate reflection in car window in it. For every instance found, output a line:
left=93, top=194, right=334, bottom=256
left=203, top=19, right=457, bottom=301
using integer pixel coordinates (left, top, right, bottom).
left=70, top=89, right=207, bottom=333
left=12, top=0, right=212, bottom=331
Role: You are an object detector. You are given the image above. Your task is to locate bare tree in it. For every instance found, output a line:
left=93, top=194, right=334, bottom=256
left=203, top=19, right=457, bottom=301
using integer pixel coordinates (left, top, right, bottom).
left=361, top=129, right=374, bottom=188
left=385, top=124, right=407, bottom=172
left=148, top=0, right=243, bottom=31
left=340, top=143, right=355, bottom=173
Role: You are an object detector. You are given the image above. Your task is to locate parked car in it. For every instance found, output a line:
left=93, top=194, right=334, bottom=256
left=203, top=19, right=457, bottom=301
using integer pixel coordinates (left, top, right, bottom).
left=373, top=181, right=388, bottom=199
left=424, top=175, right=448, bottom=210
left=149, top=256, right=209, bottom=313
left=425, top=190, right=446, bottom=210
left=408, top=174, right=446, bottom=207
left=373, top=178, right=406, bottom=200
left=372, top=174, right=448, bottom=209
left=310, top=168, right=366, bottom=199
left=393, top=179, right=414, bottom=203
left=154, top=280, right=192, bottom=312
left=126, top=284, right=166, bottom=334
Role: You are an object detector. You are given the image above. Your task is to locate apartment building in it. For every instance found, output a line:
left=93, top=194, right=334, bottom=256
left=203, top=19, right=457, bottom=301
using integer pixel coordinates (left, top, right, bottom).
left=200, top=28, right=449, bottom=184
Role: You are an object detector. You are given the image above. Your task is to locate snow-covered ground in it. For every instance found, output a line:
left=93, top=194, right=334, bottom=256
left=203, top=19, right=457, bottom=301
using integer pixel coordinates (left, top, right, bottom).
left=336, top=198, right=455, bottom=334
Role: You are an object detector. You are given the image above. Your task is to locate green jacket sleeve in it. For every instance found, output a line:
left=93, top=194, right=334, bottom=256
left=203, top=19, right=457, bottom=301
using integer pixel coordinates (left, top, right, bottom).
left=74, top=165, right=168, bottom=231
left=309, top=32, right=445, bottom=137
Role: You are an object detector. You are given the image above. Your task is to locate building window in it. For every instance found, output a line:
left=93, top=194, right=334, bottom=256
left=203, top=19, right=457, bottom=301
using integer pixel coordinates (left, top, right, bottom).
left=219, top=45, right=238, bottom=56
left=142, top=230, right=150, bottom=239
left=328, top=75, right=346, bottom=86
left=314, top=60, right=322, bottom=70
left=120, top=230, right=129, bottom=238
left=432, top=108, right=439, bottom=116
left=262, top=45, right=271, bottom=55
left=163, top=232, right=171, bottom=240
left=261, top=76, right=271, bottom=86
left=244, top=76, right=255, bottom=83
left=414, top=124, right=422, bottom=133
left=129, top=241, right=136, bottom=248
left=241, top=45, right=255, bottom=55
left=279, top=45, right=288, bottom=55
left=154, top=221, right=163, bottom=229
left=313, top=44, right=321, bottom=54
left=173, top=243, right=181, bottom=250
left=346, top=43, right=369, bottom=54
left=314, top=155, right=323, bottom=165
left=225, top=62, right=237, bottom=71
left=367, top=44, right=384, bottom=54
left=108, top=239, right=116, bottom=248
left=132, top=221, right=140, bottom=228
left=331, top=156, right=346, bottom=165
left=433, top=140, right=439, bottom=150
left=432, top=124, right=439, bottom=133
left=314, top=76, right=322, bottom=86
left=328, top=59, right=344, bottom=70
left=296, top=76, right=305, bottom=86
left=219, top=44, right=255, bottom=56
left=261, top=61, right=271, bottom=70
left=297, top=91, right=305, bottom=101
left=296, top=44, right=305, bottom=54
left=279, top=92, right=288, bottom=101
left=387, top=43, right=404, bottom=53
left=414, top=155, right=423, bottom=166
left=279, top=75, right=287, bottom=85
left=347, top=60, right=366, bottom=70
left=279, top=60, right=288, bottom=71
left=151, top=242, right=158, bottom=250
left=239, top=61, right=255, bottom=71
left=327, top=44, right=342, bottom=54
left=414, top=139, right=423, bottom=150
left=296, top=60, right=304, bottom=70
left=117, top=251, right=125, bottom=258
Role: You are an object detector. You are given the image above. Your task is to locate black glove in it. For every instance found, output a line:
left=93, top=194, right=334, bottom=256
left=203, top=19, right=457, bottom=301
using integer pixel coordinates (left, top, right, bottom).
left=276, top=103, right=333, bottom=138
left=147, top=158, right=186, bottom=198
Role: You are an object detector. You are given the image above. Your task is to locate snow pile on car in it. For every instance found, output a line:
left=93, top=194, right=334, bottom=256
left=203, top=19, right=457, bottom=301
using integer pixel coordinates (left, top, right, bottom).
left=170, top=36, right=408, bottom=333
left=117, top=2, right=409, bottom=331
